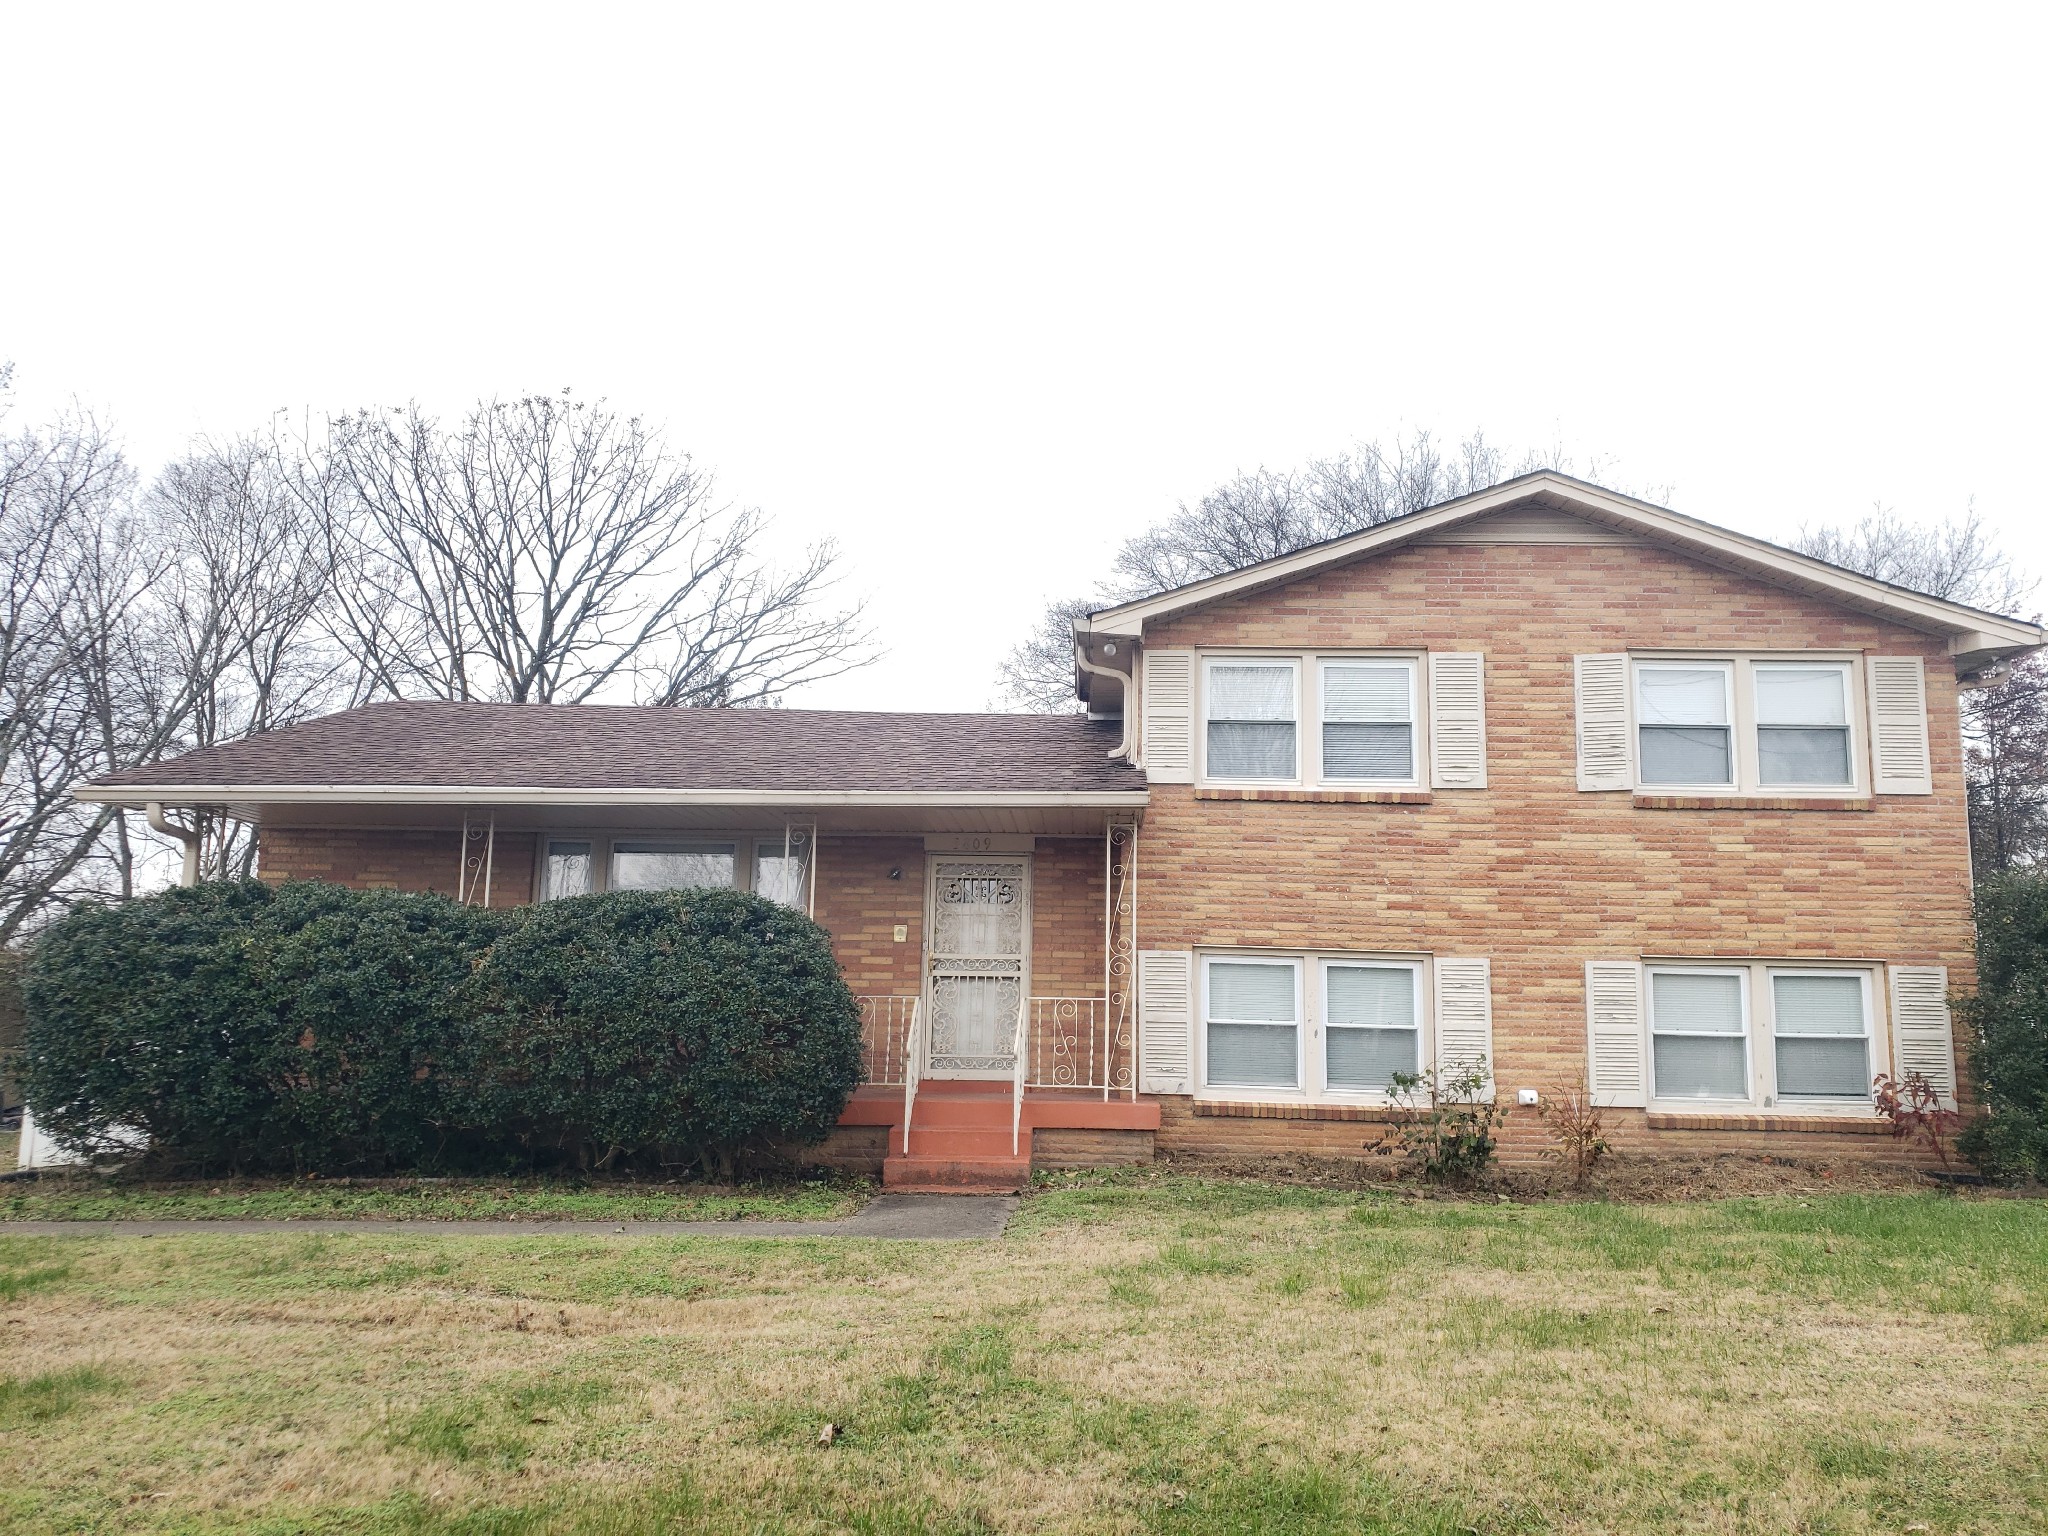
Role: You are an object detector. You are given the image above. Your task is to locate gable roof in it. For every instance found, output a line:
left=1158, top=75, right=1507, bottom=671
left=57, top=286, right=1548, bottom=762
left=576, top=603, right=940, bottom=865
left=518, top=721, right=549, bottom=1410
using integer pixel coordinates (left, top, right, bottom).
left=1077, top=471, right=2043, bottom=674
left=80, top=701, right=1147, bottom=807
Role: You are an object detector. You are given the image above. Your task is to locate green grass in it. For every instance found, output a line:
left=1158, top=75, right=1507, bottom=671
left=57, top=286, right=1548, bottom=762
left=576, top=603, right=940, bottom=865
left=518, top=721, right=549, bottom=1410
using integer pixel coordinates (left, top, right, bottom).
left=0, top=1178, right=2043, bottom=1533
left=0, top=1172, right=869, bottom=1224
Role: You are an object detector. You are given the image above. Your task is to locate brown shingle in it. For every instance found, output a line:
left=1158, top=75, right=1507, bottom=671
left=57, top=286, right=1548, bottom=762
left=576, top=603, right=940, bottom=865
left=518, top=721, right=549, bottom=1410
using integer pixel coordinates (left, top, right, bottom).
left=89, top=702, right=1142, bottom=795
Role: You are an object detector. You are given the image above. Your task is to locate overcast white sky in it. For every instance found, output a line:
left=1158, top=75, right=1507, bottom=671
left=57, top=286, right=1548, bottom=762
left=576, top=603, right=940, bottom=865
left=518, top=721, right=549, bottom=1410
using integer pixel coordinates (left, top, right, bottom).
left=5, top=3, right=2044, bottom=711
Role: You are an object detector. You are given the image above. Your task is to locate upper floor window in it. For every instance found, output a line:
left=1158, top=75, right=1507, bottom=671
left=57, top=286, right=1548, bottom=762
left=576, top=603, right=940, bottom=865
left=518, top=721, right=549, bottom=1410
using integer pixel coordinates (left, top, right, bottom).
left=1201, top=653, right=1421, bottom=788
left=1634, top=656, right=1860, bottom=794
left=1204, top=660, right=1299, bottom=781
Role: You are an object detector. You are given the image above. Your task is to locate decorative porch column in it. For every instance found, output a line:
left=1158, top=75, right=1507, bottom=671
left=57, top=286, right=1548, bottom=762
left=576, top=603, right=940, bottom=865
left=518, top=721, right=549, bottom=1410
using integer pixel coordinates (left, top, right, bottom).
left=1104, top=821, right=1138, bottom=1097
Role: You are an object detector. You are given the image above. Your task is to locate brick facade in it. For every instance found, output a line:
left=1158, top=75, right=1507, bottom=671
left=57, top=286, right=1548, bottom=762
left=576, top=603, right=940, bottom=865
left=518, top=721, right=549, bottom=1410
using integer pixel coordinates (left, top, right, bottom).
left=1136, top=537, right=1974, bottom=1166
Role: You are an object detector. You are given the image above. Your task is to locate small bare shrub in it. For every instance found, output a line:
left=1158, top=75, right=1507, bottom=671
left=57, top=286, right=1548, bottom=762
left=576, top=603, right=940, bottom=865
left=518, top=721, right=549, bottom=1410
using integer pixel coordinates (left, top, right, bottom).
left=1536, top=1086, right=1610, bottom=1188
left=1871, top=1071, right=1961, bottom=1172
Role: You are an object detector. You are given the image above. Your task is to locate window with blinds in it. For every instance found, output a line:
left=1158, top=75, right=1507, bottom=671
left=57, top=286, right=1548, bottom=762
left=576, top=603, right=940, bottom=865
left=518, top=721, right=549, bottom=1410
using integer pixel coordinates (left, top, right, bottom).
left=1637, top=663, right=1735, bottom=787
left=1320, top=661, right=1417, bottom=783
left=1203, top=660, right=1299, bottom=781
left=1323, top=961, right=1421, bottom=1089
left=1755, top=664, right=1853, bottom=788
left=1648, top=967, right=1750, bottom=1099
left=1770, top=971, right=1871, bottom=1098
left=1203, top=957, right=1301, bottom=1088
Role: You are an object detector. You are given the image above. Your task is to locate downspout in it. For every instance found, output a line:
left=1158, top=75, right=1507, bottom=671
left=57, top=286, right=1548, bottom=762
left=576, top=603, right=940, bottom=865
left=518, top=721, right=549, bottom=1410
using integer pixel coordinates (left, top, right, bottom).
left=146, top=802, right=202, bottom=887
left=1073, top=636, right=1136, bottom=763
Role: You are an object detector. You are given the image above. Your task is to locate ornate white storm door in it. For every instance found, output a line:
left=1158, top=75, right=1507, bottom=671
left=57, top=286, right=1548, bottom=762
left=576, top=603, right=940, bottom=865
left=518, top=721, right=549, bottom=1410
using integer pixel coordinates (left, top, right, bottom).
left=925, top=856, right=1031, bottom=1078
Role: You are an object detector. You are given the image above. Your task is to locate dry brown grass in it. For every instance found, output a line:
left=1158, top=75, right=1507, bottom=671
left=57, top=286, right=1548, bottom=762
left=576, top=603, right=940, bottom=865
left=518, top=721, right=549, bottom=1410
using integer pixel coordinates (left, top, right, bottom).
left=1, top=1174, right=2044, bottom=1534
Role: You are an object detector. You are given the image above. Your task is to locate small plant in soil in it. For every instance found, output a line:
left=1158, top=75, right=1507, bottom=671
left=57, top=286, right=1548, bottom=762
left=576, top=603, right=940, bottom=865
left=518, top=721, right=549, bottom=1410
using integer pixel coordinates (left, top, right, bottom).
left=1871, top=1071, right=1961, bottom=1173
left=1376, top=1062, right=1501, bottom=1186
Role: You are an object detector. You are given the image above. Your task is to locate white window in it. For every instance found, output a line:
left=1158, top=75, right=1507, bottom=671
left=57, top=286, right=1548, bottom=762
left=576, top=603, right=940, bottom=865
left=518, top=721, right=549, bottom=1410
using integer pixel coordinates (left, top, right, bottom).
left=1770, top=970, right=1872, bottom=1099
left=1636, top=663, right=1735, bottom=788
left=1204, top=660, right=1298, bottom=781
left=1202, top=956, right=1301, bottom=1089
left=1321, top=960, right=1421, bottom=1091
left=610, top=840, right=736, bottom=891
left=1755, top=664, right=1853, bottom=788
left=1628, top=656, right=1863, bottom=795
left=1648, top=967, right=1750, bottom=1100
left=1637, top=961, right=1884, bottom=1112
left=754, top=838, right=808, bottom=908
left=1320, top=661, right=1417, bottom=784
left=541, top=840, right=592, bottom=900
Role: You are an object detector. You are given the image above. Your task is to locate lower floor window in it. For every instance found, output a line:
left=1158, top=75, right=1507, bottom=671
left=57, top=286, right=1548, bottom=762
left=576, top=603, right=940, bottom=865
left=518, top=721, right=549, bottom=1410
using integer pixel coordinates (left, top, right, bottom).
left=609, top=840, right=736, bottom=892
left=1201, top=953, right=1424, bottom=1099
left=542, top=840, right=592, bottom=900
left=1645, top=961, right=1877, bottom=1107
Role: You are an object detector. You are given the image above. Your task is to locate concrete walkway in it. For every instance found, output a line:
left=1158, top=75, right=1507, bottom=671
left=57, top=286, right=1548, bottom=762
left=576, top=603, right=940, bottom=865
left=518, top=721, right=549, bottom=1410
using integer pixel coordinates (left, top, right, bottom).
left=0, top=1192, right=1017, bottom=1241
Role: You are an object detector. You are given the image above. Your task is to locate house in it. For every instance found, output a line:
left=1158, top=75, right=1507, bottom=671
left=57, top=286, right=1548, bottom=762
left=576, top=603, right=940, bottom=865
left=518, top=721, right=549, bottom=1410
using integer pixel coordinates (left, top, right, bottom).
left=78, top=472, right=2043, bottom=1190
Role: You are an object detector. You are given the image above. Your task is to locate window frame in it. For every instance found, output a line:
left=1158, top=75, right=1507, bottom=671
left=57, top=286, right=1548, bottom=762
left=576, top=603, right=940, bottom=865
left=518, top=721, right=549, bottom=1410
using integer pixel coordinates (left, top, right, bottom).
left=540, top=838, right=594, bottom=901
left=752, top=836, right=811, bottom=909
left=1316, top=956, right=1426, bottom=1099
left=1765, top=966, right=1875, bottom=1105
left=1199, top=655, right=1302, bottom=786
left=1634, top=659, right=1737, bottom=792
left=1199, top=954, right=1305, bottom=1092
left=1196, top=650, right=1426, bottom=790
left=1628, top=653, right=1867, bottom=798
left=1750, top=660, right=1858, bottom=793
left=1195, top=949, right=1435, bottom=1105
left=1315, top=657, right=1422, bottom=788
left=1646, top=963, right=1753, bottom=1103
left=1640, top=959, right=1888, bottom=1115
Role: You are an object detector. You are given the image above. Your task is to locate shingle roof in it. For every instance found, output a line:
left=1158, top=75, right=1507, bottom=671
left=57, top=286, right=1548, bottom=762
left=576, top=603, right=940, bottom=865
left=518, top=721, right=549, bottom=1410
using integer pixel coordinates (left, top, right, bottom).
left=87, top=701, right=1144, bottom=796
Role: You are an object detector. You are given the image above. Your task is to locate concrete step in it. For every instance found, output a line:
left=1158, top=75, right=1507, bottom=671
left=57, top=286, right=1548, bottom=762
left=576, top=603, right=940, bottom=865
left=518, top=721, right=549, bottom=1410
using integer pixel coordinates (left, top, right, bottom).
left=903, top=1127, right=1020, bottom=1158
left=883, top=1155, right=1031, bottom=1194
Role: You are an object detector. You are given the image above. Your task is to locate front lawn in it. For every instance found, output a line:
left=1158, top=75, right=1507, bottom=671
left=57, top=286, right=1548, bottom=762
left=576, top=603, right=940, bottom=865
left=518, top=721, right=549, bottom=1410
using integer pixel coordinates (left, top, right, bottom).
left=0, top=1173, right=867, bottom=1224
left=1, top=1174, right=2044, bottom=1533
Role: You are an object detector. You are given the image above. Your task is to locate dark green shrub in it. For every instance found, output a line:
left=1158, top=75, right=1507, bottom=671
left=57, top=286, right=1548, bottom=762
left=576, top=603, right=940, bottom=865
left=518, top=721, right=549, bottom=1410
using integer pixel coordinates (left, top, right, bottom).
left=21, top=880, right=507, bottom=1173
left=1956, top=873, right=2048, bottom=1182
left=474, top=888, right=863, bottom=1176
left=1376, top=1062, right=1501, bottom=1185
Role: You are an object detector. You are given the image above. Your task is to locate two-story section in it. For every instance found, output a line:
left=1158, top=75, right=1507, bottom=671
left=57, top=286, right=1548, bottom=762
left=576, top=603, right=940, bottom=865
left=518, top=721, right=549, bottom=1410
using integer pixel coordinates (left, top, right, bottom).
left=1075, top=471, right=2042, bottom=1163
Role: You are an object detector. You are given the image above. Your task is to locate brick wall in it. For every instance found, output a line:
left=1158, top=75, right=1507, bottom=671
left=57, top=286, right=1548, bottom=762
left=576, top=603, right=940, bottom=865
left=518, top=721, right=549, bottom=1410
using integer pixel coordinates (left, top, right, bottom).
left=1137, top=537, right=1977, bottom=1165
left=260, top=825, right=537, bottom=909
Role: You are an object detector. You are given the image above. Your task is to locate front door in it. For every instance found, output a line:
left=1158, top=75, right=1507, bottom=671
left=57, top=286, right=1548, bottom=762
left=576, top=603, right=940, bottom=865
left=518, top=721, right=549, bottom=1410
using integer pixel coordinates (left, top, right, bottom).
left=925, top=856, right=1031, bottom=1078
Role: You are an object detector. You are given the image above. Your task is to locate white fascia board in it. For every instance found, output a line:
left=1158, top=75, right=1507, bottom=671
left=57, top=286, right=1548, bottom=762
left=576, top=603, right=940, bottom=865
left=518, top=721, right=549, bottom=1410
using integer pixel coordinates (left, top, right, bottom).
left=1082, top=472, right=2047, bottom=653
left=76, top=784, right=1152, bottom=810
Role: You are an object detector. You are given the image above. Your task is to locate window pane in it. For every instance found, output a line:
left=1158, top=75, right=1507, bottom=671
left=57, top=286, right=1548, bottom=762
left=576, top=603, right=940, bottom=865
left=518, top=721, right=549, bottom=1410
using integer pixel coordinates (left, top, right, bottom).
left=1322, top=664, right=1411, bottom=722
left=1637, top=667, right=1729, bottom=725
left=610, top=841, right=735, bottom=891
left=1653, top=1035, right=1748, bottom=1097
left=1759, top=727, right=1851, bottom=785
left=1776, top=1037, right=1870, bottom=1098
left=1323, top=722, right=1413, bottom=779
left=1207, top=1021, right=1299, bottom=1087
left=542, top=841, right=592, bottom=901
left=1208, top=961, right=1297, bottom=1021
left=1756, top=667, right=1846, bottom=726
left=754, top=841, right=807, bottom=907
left=1772, top=975, right=1866, bottom=1035
left=1327, top=1027, right=1418, bottom=1090
left=1207, top=664, right=1296, bottom=720
left=1208, top=721, right=1296, bottom=779
left=1651, top=971, right=1745, bottom=1033
left=1326, top=965, right=1415, bottom=1027
left=1639, top=725, right=1733, bottom=785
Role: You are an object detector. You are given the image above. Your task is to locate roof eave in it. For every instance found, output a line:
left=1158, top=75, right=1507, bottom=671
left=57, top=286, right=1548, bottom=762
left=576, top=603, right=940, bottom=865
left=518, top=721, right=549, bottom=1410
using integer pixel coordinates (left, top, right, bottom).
left=76, top=784, right=1152, bottom=811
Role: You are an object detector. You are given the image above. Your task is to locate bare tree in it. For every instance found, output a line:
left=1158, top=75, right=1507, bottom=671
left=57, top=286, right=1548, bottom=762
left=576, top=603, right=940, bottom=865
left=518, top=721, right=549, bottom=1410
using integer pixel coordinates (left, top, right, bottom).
left=996, top=428, right=1604, bottom=710
left=303, top=393, right=874, bottom=707
left=1790, top=502, right=2035, bottom=616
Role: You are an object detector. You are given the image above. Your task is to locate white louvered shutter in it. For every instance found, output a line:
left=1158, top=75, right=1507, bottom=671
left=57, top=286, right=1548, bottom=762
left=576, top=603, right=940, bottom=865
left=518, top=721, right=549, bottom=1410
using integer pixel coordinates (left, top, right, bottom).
left=1584, top=961, right=1647, bottom=1107
left=1140, top=650, right=1195, bottom=784
left=1889, top=965, right=1957, bottom=1106
left=1427, top=652, right=1488, bottom=789
left=1432, top=957, right=1495, bottom=1099
left=1138, top=950, right=1194, bottom=1094
left=1867, top=657, right=1933, bottom=795
left=1574, top=654, right=1633, bottom=791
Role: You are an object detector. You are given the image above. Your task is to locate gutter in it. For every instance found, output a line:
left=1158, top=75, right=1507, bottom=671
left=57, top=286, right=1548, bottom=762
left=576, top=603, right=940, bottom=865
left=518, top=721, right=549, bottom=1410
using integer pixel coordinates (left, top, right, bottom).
left=1072, top=639, right=1136, bottom=762
left=145, top=801, right=202, bottom=886
left=83, top=785, right=1151, bottom=810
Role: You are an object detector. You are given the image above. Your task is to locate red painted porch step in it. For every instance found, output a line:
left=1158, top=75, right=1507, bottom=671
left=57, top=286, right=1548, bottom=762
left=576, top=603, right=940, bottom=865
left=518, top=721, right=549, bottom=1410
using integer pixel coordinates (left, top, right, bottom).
left=883, top=1085, right=1030, bottom=1194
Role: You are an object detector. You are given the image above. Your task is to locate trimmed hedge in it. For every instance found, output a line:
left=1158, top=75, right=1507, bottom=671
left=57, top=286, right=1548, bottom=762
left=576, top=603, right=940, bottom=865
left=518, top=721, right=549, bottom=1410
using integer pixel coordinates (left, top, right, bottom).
left=21, top=880, right=864, bottom=1176
left=1957, top=873, right=2048, bottom=1182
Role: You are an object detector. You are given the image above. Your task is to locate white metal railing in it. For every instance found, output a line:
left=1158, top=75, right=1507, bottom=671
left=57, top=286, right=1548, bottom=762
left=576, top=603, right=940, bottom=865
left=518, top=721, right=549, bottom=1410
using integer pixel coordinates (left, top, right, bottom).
left=901, top=998, right=923, bottom=1155
left=1011, top=992, right=1029, bottom=1156
left=1023, top=997, right=1133, bottom=1098
left=858, top=995, right=920, bottom=1086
